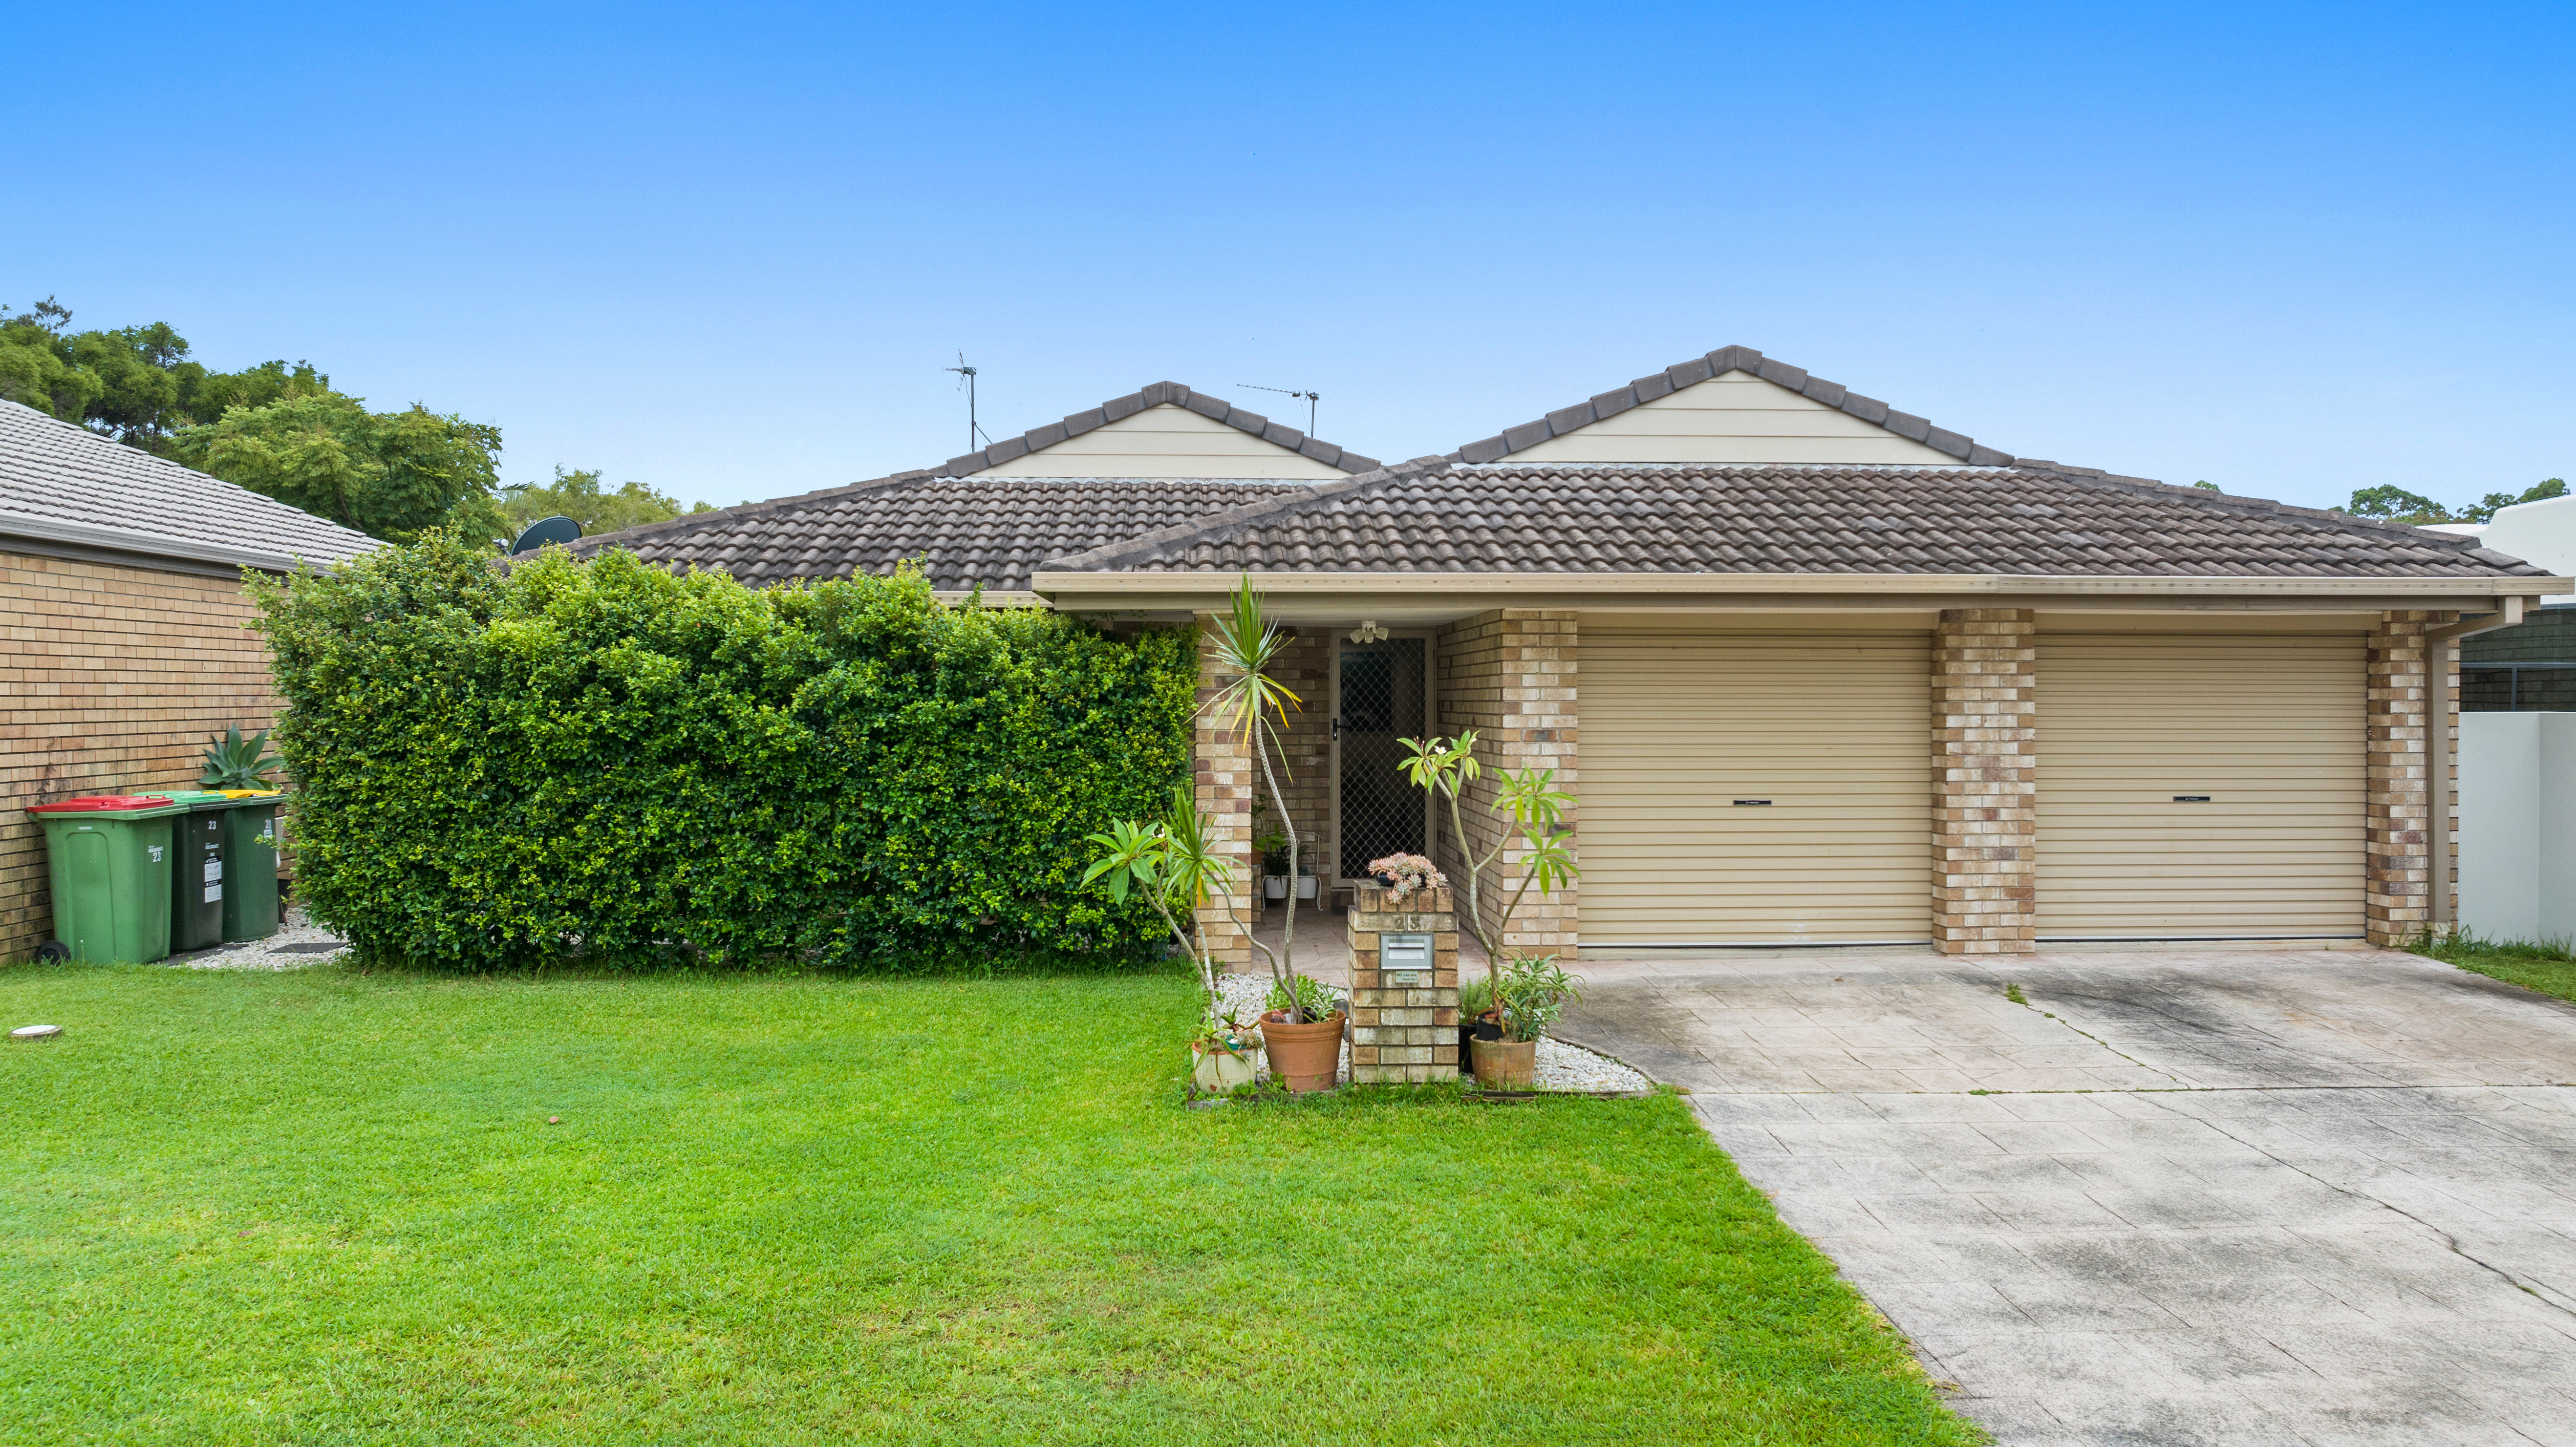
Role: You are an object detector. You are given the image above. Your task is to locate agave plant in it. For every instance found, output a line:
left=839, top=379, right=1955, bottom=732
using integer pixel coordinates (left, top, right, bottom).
left=199, top=726, right=282, bottom=788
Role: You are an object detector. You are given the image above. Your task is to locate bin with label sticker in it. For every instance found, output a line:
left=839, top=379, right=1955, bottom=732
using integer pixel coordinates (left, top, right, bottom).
left=212, top=789, right=285, bottom=942
left=162, top=790, right=234, bottom=952
left=24, top=795, right=186, bottom=963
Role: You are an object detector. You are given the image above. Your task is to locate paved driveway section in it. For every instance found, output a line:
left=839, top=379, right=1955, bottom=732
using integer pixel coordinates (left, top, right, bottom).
left=1563, top=948, right=2576, bottom=1446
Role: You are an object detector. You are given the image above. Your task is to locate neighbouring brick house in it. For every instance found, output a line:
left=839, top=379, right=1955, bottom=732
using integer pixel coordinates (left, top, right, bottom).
left=0, top=399, right=376, bottom=959
left=585, top=351, right=2565, bottom=963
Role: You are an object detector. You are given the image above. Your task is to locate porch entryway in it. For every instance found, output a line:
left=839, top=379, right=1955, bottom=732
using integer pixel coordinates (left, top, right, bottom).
left=1331, top=631, right=1431, bottom=885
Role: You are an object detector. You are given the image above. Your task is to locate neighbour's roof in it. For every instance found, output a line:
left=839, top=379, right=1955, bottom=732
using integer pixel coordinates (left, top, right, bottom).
left=573, top=475, right=1314, bottom=592
left=1451, top=344, right=2019, bottom=468
left=938, top=381, right=1380, bottom=478
left=1043, top=459, right=2554, bottom=579
left=0, top=398, right=378, bottom=571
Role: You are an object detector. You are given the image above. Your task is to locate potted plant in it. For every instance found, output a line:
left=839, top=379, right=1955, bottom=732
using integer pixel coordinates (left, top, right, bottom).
left=1366, top=851, right=1446, bottom=904
left=1260, top=972, right=1345, bottom=1093
left=1478, top=956, right=1584, bottom=1089
left=1396, top=730, right=1579, bottom=1085
left=1190, top=1014, right=1263, bottom=1094
left=1256, top=827, right=1294, bottom=901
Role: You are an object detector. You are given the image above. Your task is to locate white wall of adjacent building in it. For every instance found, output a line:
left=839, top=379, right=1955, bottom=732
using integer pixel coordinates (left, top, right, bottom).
left=1500, top=369, right=1967, bottom=467
left=2426, top=493, right=2576, bottom=608
left=2458, top=711, right=2576, bottom=943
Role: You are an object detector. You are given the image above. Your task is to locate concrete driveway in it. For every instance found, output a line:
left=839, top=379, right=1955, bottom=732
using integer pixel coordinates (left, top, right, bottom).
left=1561, top=945, right=2576, bottom=1446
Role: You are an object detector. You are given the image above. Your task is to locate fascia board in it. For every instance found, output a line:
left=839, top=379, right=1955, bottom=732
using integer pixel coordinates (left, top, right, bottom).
left=1031, top=570, right=2572, bottom=600
left=0, top=507, right=365, bottom=574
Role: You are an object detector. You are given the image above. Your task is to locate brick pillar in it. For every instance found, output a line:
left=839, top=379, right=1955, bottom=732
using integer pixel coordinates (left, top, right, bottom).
left=2367, top=611, right=2451, bottom=945
left=1504, top=610, right=1579, bottom=958
left=1192, top=616, right=1255, bottom=967
left=1347, top=881, right=1460, bottom=1083
left=1931, top=608, right=2037, bottom=955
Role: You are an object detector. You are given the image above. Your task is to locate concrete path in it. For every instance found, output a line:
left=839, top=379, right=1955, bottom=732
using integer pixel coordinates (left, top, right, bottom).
left=1561, top=946, right=2576, bottom=1446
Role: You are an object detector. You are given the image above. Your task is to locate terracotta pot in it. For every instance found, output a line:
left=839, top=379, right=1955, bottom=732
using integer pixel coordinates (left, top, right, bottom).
left=1193, top=1042, right=1260, bottom=1094
left=1259, top=1010, right=1345, bottom=1093
left=1470, top=1037, right=1537, bottom=1089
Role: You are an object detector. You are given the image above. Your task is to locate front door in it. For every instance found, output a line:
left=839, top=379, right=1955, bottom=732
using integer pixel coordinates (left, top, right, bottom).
left=1335, top=636, right=1428, bottom=880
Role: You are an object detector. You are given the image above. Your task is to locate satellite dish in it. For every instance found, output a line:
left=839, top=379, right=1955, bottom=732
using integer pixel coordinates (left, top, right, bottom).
left=508, top=515, right=582, bottom=555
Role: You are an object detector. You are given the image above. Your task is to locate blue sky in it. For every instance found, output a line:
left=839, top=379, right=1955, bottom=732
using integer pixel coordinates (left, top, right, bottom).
left=11, top=2, right=2570, bottom=512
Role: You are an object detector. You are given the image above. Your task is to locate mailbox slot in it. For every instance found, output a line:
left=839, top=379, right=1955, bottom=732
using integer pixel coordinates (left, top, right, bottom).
left=1381, top=931, right=1434, bottom=986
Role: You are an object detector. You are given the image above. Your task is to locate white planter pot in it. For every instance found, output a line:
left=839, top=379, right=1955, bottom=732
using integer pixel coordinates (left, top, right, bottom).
left=1295, top=876, right=1319, bottom=900
left=1193, top=1045, right=1260, bottom=1093
left=1264, top=875, right=1288, bottom=900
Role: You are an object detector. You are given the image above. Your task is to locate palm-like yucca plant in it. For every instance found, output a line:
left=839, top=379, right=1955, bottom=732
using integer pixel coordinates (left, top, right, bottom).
left=1201, top=575, right=1324, bottom=1021
left=200, top=726, right=282, bottom=788
left=1398, top=729, right=1579, bottom=1019
left=1083, top=784, right=1234, bottom=1011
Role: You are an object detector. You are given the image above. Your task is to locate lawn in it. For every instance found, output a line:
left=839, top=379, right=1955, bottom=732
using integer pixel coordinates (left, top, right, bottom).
left=2413, top=933, right=2576, bottom=1005
left=0, top=963, right=1977, bottom=1446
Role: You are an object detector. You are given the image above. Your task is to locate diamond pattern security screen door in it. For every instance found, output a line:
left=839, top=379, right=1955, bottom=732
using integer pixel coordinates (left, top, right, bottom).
left=1337, top=637, right=1428, bottom=879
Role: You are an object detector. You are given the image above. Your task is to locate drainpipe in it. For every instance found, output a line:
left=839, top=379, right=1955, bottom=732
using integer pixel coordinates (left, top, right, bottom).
left=2422, top=596, right=2533, bottom=932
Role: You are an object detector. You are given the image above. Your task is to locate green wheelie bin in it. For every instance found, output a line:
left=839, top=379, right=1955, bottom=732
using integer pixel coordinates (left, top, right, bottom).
left=163, top=790, right=235, bottom=952
left=25, top=794, right=186, bottom=963
left=213, top=789, right=285, bottom=942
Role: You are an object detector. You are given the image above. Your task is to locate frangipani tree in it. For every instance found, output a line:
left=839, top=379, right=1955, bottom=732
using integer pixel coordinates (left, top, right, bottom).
left=1084, top=784, right=1233, bottom=1010
left=1397, top=730, right=1579, bottom=1015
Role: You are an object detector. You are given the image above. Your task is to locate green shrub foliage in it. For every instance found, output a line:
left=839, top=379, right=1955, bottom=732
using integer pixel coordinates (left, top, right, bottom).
left=249, top=536, right=1196, bottom=969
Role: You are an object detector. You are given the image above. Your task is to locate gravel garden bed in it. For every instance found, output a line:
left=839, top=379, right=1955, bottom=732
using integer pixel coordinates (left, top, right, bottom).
left=1211, top=972, right=1651, bottom=1092
left=167, top=906, right=349, bottom=971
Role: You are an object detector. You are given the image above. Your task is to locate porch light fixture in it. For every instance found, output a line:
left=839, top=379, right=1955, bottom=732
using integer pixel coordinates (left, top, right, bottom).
left=1348, top=620, right=1389, bottom=643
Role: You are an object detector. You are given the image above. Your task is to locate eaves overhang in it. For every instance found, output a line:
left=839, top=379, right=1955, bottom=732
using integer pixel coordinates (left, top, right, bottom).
left=1035, top=566, right=2565, bottom=600
left=0, top=506, right=366, bottom=575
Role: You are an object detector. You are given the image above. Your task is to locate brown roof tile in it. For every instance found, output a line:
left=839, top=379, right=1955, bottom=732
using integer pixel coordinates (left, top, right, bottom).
left=1044, top=460, right=2554, bottom=579
left=572, top=476, right=1313, bottom=591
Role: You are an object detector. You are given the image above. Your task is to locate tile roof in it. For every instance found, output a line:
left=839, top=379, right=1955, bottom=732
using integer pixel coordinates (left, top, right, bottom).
left=1043, top=459, right=2554, bottom=579
left=1451, top=344, right=2020, bottom=468
left=940, top=381, right=1380, bottom=477
left=572, top=475, right=1315, bottom=592
left=0, top=398, right=378, bottom=570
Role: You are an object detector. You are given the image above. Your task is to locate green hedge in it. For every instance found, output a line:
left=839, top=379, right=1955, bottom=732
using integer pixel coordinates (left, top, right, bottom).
left=249, top=536, right=1197, bottom=970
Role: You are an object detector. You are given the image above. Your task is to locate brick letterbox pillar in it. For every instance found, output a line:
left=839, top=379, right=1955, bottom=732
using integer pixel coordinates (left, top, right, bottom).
left=1347, top=882, right=1460, bottom=1084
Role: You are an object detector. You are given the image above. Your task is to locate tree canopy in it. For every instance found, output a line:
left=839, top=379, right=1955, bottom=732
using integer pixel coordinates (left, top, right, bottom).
left=173, top=393, right=508, bottom=545
left=0, top=295, right=699, bottom=547
left=500, top=467, right=712, bottom=540
left=2345, top=479, right=2569, bottom=528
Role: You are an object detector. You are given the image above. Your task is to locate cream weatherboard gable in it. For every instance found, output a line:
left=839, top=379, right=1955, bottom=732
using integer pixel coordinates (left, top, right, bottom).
left=1499, top=369, right=1965, bottom=467
left=1454, top=343, right=2018, bottom=470
left=937, top=380, right=1379, bottom=481
left=976, top=401, right=1351, bottom=479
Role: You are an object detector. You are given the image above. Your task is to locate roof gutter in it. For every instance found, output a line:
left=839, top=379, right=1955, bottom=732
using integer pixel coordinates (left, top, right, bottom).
left=1031, top=570, right=2572, bottom=600
left=0, top=507, right=365, bottom=574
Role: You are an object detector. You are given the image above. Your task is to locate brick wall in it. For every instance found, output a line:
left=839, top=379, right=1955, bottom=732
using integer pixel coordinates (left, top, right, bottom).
left=1931, top=608, right=2037, bottom=954
left=2, top=551, right=280, bottom=959
left=2367, top=610, right=2449, bottom=945
left=1429, top=609, right=1577, bottom=958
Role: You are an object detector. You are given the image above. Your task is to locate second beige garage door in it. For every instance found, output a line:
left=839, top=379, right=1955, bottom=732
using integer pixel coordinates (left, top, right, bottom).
left=2036, top=632, right=2367, bottom=940
left=1583, top=621, right=1932, bottom=947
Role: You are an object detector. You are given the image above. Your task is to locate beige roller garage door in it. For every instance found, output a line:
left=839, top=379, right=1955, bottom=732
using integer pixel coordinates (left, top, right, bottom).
left=2036, top=633, right=2366, bottom=939
left=1583, top=621, right=1932, bottom=946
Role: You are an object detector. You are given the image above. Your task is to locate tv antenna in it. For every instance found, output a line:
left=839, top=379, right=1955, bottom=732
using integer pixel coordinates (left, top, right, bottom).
left=1239, top=383, right=1319, bottom=437
left=944, top=353, right=992, bottom=452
